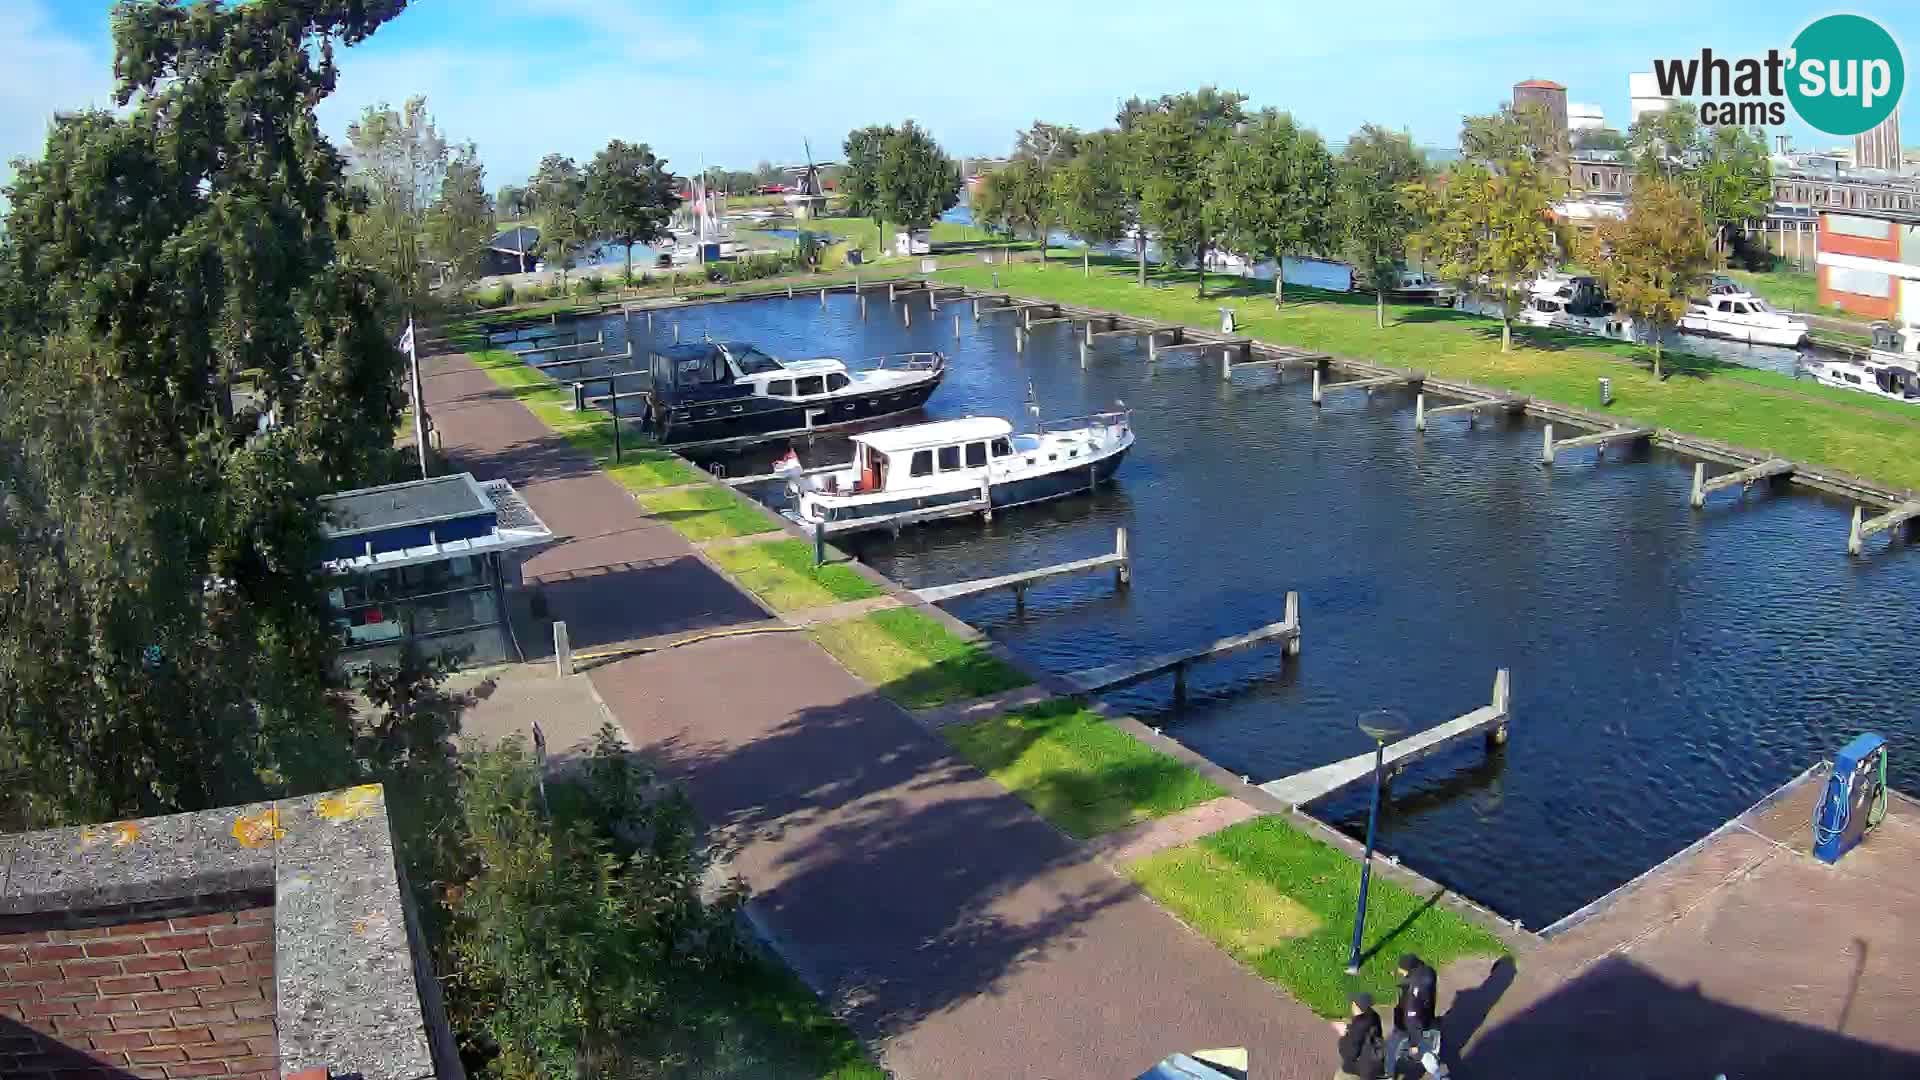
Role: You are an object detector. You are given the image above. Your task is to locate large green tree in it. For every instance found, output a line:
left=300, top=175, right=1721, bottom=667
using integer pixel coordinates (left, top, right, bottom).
left=1582, top=177, right=1718, bottom=378
left=876, top=120, right=960, bottom=237
left=1412, top=157, right=1562, bottom=352
left=1051, top=131, right=1133, bottom=276
left=841, top=123, right=897, bottom=252
left=1130, top=87, right=1248, bottom=297
left=345, top=96, right=450, bottom=311
left=1208, top=109, right=1336, bottom=304
left=0, top=0, right=413, bottom=827
left=972, top=158, right=1052, bottom=260
left=1339, top=125, right=1428, bottom=328
left=530, top=153, right=586, bottom=288
left=584, top=140, right=680, bottom=284
left=427, top=143, right=494, bottom=296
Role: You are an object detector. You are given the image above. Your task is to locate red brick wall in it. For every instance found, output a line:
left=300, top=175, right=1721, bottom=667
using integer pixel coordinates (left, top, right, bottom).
left=0, top=906, right=276, bottom=1080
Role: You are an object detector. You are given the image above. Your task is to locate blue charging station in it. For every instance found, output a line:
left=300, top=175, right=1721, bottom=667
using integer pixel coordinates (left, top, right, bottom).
left=1812, top=733, right=1889, bottom=865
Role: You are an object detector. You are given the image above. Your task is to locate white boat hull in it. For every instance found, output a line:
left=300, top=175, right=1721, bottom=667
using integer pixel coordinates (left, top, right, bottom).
left=1680, top=315, right=1808, bottom=348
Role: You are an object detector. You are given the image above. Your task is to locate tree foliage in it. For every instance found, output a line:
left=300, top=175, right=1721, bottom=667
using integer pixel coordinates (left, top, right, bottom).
left=1462, top=100, right=1567, bottom=171
left=841, top=124, right=897, bottom=244
left=428, top=143, right=495, bottom=296
left=0, top=0, right=413, bottom=828
left=1412, top=157, right=1561, bottom=353
left=446, top=728, right=746, bottom=1079
left=1339, top=125, right=1428, bottom=327
left=345, top=96, right=450, bottom=311
left=584, top=140, right=679, bottom=284
left=1013, top=121, right=1082, bottom=165
left=1130, top=88, right=1248, bottom=297
left=876, top=120, right=960, bottom=231
left=1581, top=177, right=1718, bottom=378
left=1207, top=109, right=1336, bottom=303
left=1051, top=131, right=1133, bottom=275
left=1626, top=105, right=1771, bottom=247
left=530, top=154, right=586, bottom=288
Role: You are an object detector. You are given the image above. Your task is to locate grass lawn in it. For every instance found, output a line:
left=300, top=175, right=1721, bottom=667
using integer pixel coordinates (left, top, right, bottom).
left=810, top=607, right=1029, bottom=709
left=766, top=215, right=1006, bottom=256
left=933, top=257, right=1920, bottom=490
left=636, top=486, right=779, bottom=541
left=1131, top=818, right=1508, bottom=1017
left=1726, top=267, right=1827, bottom=315
left=942, top=699, right=1222, bottom=838
left=707, top=539, right=883, bottom=611
left=458, top=341, right=705, bottom=490
left=465, top=262, right=938, bottom=329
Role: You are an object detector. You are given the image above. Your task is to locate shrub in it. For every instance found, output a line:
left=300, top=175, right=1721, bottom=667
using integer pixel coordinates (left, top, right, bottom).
left=580, top=273, right=605, bottom=296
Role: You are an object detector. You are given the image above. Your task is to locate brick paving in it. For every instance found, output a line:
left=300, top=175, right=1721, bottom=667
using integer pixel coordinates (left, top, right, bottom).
left=424, top=347, right=1338, bottom=1079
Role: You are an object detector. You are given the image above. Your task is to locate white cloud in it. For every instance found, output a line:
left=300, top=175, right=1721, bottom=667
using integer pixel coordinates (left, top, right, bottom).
left=0, top=1, right=113, bottom=189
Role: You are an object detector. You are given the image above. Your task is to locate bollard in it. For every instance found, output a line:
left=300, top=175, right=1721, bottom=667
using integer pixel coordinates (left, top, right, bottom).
left=814, top=518, right=826, bottom=566
left=1311, top=367, right=1323, bottom=406
left=1599, top=377, right=1613, bottom=406
left=553, top=620, right=572, bottom=678
left=991, top=270, right=1000, bottom=288
left=574, top=381, right=585, bottom=412
left=1542, top=424, right=1555, bottom=466
left=1115, top=526, right=1131, bottom=586
left=1415, top=393, right=1426, bottom=431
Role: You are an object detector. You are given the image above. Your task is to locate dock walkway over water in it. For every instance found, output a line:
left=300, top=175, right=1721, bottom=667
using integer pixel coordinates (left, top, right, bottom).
left=915, top=528, right=1130, bottom=604
left=1064, top=594, right=1299, bottom=698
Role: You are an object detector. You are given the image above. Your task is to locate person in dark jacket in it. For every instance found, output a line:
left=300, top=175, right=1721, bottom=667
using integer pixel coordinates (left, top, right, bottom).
left=1391, top=953, right=1439, bottom=1060
left=1330, top=991, right=1385, bottom=1079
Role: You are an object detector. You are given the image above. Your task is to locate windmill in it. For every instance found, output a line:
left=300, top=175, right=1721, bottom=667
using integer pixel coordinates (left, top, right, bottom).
left=781, top=139, right=836, bottom=220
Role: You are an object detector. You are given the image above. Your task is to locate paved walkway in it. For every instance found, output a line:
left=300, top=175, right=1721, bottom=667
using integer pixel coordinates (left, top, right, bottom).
left=424, top=347, right=1336, bottom=1078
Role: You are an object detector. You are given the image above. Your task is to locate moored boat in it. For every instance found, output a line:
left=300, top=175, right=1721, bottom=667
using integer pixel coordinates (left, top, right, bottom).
left=782, top=407, right=1134, bottom=535
left=1680, top=290, right=1809, bottom=348
left=1800, top=354, right=1920, bottom=402
left=645, top=342, right=945, bottom=445
left=1517, top=272, right=1636, bottom=340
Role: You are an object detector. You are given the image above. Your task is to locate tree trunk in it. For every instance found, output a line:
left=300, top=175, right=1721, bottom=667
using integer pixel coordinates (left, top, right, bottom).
left=1038, top=226, right=1045, bottom=263
left=1274, top=261, right=1284, bottom=306
left=625, top=241, right=634, bottom=286
left=1196, top=244, right=1207, bottom=298
left=1083, top=249, right=1090, bottom=277
left=1376, top=288, right=1385, bottom=329
left=1501, top=315, right=1512, bottom=353
left=1137, top=234, right=1147, bottom=286
left=1653, top=335, right=1664, bottom=379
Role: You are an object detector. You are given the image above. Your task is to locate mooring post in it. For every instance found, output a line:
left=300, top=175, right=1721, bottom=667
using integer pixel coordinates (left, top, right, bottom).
left=553, top=620, right=572, bottom=678
left=904, top=301, right=912, bottom=327
left=954, top=313, right=961, bottom=339
left=1415, top=393, right=1426, bottom=431
left=1080, top=340, right=1090, bottom=369
left=1115, top=526, right=1131, bottom=586
left=992, top=270, right=1000, bottom=288
left=1016, top=327, right=1026, bottom=353
left=814, top=518, right=826, bottom=566
left=1013, top=582, right=1026, bottom=613
left=1485, top=668, right=1512, bottom=750
left=648, top=310, right=654, bottom=331
left=1220, top=349, right=1233, bottom=381
left=820, top=287, right=828, bottom=308
left=979, top=479, right=992, bottom=521
left=1173, top=662, right=1187, bottom=704
left=1690, top=462, right=1707, bottom=508
left=973, top=298, right=983, bottom=322
left=1085, top=320, right=1095, bottom=346
left=1311, top=366, right=1323, bottom=406
left=1542, top=424, right=1555, bottom=466
left=674, top=323, right=680, bottom=344
left=1284, top=591, right=1301, bottom=655
left=888, top=282, right=896, bottom=302
left=1148, top=332, right=1158, bottom=364
left=860, top=294, right=868, bottom=319
left=787, top=282, right=794, bottom=299
left=573, top=381, right=585, bottom=412
left=1849, top=505, right=1865, bottom=556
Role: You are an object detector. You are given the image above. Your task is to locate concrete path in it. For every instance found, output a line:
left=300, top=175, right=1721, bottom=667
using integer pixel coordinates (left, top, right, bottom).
left=424, top=347, right=1337, bottom=1079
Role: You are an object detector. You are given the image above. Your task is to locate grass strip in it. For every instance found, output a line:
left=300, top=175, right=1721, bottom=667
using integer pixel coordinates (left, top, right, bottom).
left=942, top=699, right=1222, bottom=838
left=932, top=258, right=1920, bottom=490
left=811, top=607, right=1028, bottom=709
left=707, top=539, right=883, bottom=611
left=1130, top=817, right=1508, bottom=1017
left=635, top=486, right=778, bottom=541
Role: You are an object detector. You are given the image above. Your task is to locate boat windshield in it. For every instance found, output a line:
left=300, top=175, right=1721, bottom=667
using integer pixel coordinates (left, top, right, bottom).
left=1746, top=298, right=1775, bottom=313
left=729, top=347, right=784, bottom=375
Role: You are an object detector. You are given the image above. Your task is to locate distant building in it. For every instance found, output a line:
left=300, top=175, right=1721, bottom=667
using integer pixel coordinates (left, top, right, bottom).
left=1512, top=78, right=1568, bottom=136
left=1571, top=150, right=1629, bottom=195
left=1568, top=103, right=1605, bottom=131
left=1628, top=72, right=1672, bottom=124
left=1855, top=109, right=1903, bottom=173
left=485, top=225, right=539, bottom=276
left=1815, top=207, right=1920, bottom=323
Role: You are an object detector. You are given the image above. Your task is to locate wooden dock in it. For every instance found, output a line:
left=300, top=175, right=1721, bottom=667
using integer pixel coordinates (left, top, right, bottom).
left=1312, top=369, right=1421, bottom=406
left=1541, top=424, right=1654, bottom=465
left=1415, top=392, right=1526, bottom=430
left=1259, top=669, right=1511, bottom=808
left=718, top=461, right=848, bottom=488
left=1690, top=459, right=1794, bottom=508
left=1849, top=500, right=1920, bottom=555
left=533, top=343, right=635, bottom=372
left=915, top=528, right=1130, bottom=605
left=1063, top=593, right=1299, bottom=698
left=1222, top=347, right=1328, bottom=381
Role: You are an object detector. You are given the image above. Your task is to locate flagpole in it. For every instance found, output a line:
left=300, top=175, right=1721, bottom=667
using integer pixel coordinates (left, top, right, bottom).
left=407, top=316, right=428, bottom=479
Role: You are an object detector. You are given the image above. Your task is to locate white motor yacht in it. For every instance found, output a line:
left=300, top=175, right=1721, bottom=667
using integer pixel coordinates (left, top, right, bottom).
left=1800, top=354, right=1920, bottom=403
left=783, top=408, right=1134, bottom=536
left=1517, top=273, right=1636, bottom=341
left=1680, top=290, right=1809, bottom=348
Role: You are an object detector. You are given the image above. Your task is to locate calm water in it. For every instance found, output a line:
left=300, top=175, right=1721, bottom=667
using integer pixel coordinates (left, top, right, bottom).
left=554, top=293, right=1920, bottom=927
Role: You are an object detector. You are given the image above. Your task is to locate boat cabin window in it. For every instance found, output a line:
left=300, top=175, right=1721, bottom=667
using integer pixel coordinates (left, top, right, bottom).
left=910, top=449, right=933, bottom=477
left=991, top=437, right=1013, bottom=458
left=965, top=442, right=988, bottom=467
left=937, top=445, right=961, bottom=471
left=796, top=375, right=825, bottom=396
left=767, top=379, right=793, bottom=396
left=827, top=373, right=850, bottom=391
left=728, top=347, right=783, bottom=375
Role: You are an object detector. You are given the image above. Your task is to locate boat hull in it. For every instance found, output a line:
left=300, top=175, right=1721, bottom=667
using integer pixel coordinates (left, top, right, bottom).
left=792, top=444, right=1132, bottom=536
left=1680, top=316, right=1808, bottom=348
left=653, top=371, right=944, bottom=445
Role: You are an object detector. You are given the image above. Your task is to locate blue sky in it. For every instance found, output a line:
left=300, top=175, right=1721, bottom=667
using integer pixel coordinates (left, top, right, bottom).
left=4, top=1, right=1918, bottom=193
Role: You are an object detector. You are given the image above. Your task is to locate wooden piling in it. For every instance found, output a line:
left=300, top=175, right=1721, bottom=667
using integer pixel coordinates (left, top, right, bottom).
left=904, top=301, right=912, bottom=327
left=1542, top=424, right=1554, bottom=465
left=1080, top=340, right=1091, bottom=369
left=1312, top=367, right=1323, bottom=406
left=954, top=313, right=961, bottom=339
left=1116, top=526, right=1131, bottom=586
left=1415, top=393, right=1426, bottom=431
left=553, top=621, right=572, bottom=678
left=820, top=287, right=827, bottom=307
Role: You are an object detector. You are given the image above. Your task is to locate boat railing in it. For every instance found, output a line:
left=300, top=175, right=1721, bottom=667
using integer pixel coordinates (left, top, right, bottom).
left=1038, top=404, right=1132, bottom=435
left=859, top=350, right=945, bottom=372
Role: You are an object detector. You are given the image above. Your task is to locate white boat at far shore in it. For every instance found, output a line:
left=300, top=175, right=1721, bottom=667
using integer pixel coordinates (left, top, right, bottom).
left=1681, top=290, right=1809, bottom=348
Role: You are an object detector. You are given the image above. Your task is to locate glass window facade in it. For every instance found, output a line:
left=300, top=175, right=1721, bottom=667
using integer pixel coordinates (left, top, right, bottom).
left=330, top=553, right=503, bottom=653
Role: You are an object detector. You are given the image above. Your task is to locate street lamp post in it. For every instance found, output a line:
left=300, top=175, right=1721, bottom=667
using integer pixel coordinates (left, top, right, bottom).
left=1347, top=708, right=1407, bottom=975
